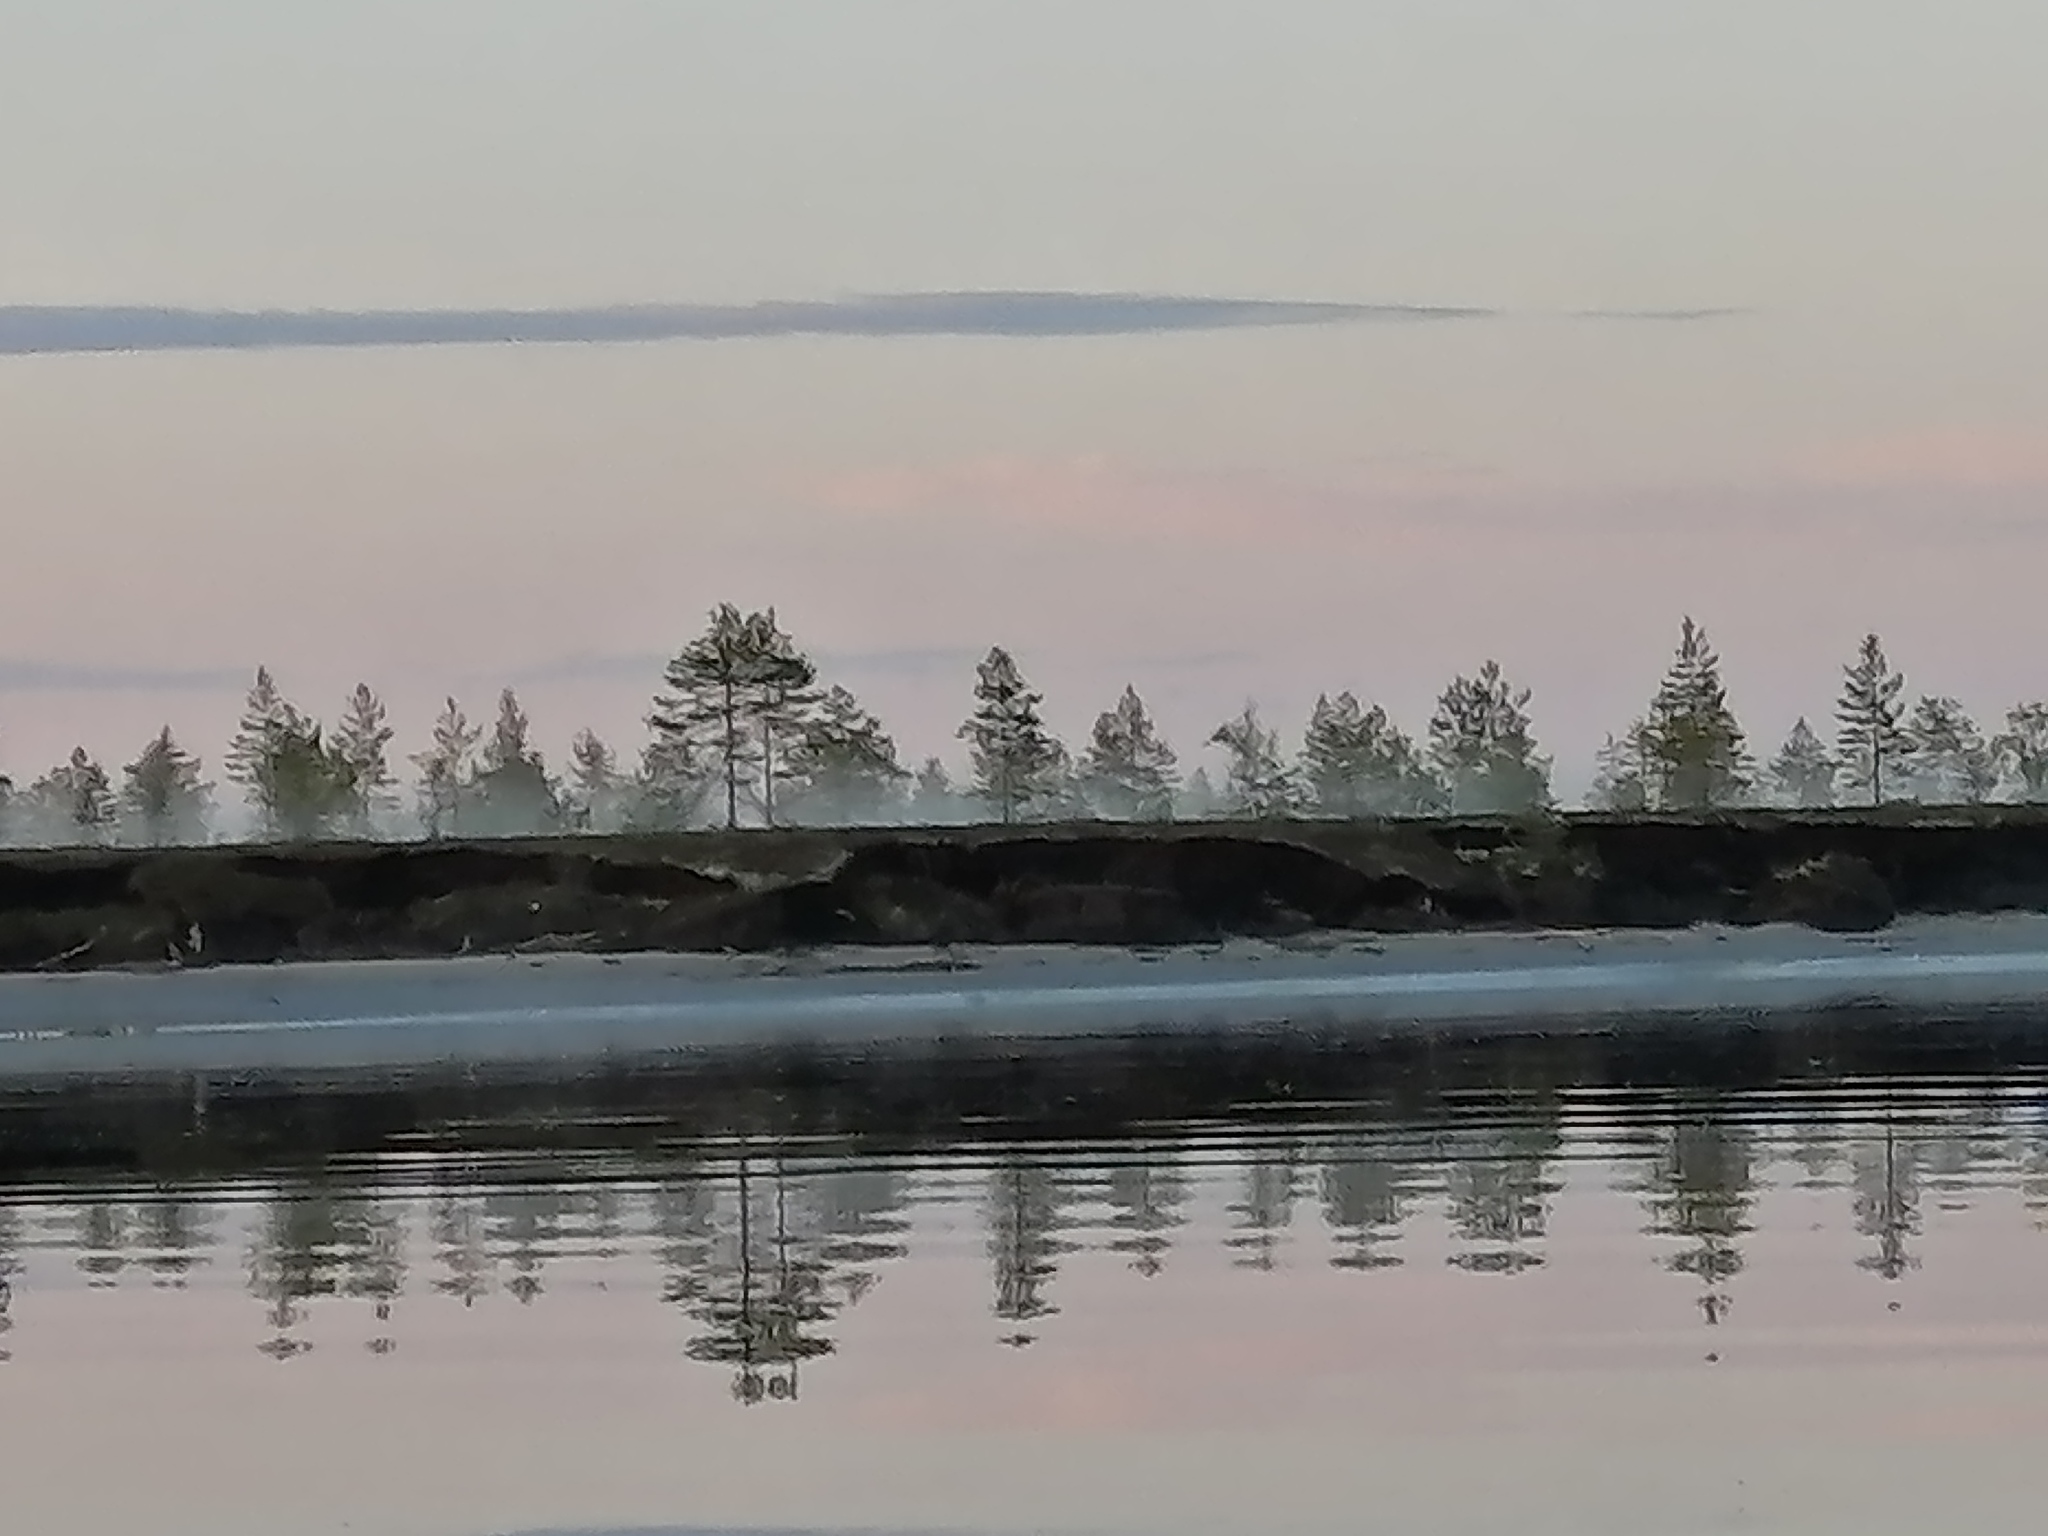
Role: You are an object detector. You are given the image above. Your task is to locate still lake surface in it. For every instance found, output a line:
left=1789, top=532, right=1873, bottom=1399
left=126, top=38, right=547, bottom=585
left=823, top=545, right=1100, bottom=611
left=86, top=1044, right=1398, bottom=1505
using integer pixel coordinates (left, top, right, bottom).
left=6, top=1018, right=2048, bottom=1535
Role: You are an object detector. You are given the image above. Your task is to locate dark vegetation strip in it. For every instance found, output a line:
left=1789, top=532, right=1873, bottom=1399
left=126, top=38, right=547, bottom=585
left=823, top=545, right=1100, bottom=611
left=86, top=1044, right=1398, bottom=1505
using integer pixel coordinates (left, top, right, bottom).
left=6, top=809, right=2048, bottom=974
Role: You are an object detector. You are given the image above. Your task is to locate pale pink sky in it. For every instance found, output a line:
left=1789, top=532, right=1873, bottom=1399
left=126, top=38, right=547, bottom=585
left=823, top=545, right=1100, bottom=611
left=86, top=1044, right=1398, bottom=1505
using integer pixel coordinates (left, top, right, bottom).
left=2, top=3, right=2045, bottom=795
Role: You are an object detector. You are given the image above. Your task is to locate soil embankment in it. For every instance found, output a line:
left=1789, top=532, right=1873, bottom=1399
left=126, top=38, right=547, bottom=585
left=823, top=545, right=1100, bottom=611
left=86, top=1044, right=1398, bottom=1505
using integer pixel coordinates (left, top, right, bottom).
left=4, top=810, right=2048, bottom=974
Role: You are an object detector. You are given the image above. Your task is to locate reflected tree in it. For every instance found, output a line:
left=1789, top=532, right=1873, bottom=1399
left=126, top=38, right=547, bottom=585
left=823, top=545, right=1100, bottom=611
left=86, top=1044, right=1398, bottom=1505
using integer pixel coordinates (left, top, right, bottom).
left=1319, top=1132, right=1422, bottom=1271
left=335, top=1194, right=408, bottom=1353
left=1228, top=1140, right=1305, bottom=1271
left=137, top=1194, right=215, bottom=1288
left=1852, top=1112, right=1922, bottom=1284
left=794, top=1167, right=912, bottom=1306
left=1105, top=1145, right=1187, bottom=1279
left=247, top=1184, right=344, bottom=1359
left=684, top=1156, right=836, bottom=1403
left=429, top=1191, right=494, bottom=1307
left=987, top=1154, right=1075, bottom=1345
left=72, top=1201, right=132, bottom=1289
left=1443, top=1117, right=1563, bottom=1275
left=1638, top=1114, right=1758, bottom=1327
left=485, top=1186, right=568, bottom=1306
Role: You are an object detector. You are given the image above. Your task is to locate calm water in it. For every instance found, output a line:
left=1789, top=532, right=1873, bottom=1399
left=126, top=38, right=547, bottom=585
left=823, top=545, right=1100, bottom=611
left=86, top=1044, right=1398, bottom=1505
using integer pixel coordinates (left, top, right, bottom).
left=8, top=1021, right=2048, bottom=1535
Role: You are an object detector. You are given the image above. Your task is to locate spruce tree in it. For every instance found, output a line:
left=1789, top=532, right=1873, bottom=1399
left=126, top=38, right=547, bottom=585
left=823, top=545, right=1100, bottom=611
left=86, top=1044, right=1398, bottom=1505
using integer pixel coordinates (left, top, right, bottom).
left=651, top=604, right=818, bottom=829
left=785, top=684, right=909, bottom=825
left=333, top=684, right=397, bottom=835
left=1209, top=704, right=1300, bottom=818
left=471, top=688, right=559, bottom=835
left=1427, top=661, right=1552, bottom=814
left=1995, top=703, right=2048, bottom=802
left=224, top=666, right=288, bottom=831
left=1079, top=685, right=1179, bottom=821
left=1767, top=718, right=1836, bottom=809
left=263, top=718, right=355, bottom=842
left=1902, top=696, right=1995, bottom=805
left=566, top=729, right=627, bottom=832
left=1644, top=617, right=1750, bottom=809
left=1834, top=634, right=1907, bottom=807
left=412, top=696, right=481, bottom=839
left=28, top=748, right=114, bottom=844
left=1588, top=721, right=1654, bottom=812
left=958, top=647, right=1065, bottom=824
left=630, top=734, right=711, bottom=831
left=121, top=727, right=211, bottom=845
left=224, top=669, right=349, bottom=840
left=1299, top=691, right=1438, bottom=817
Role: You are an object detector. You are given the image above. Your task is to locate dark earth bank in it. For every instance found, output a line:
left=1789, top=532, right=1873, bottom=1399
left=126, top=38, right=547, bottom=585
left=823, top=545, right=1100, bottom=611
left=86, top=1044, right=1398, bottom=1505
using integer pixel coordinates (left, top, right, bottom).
left=6, top=809, right=2048, bottom=974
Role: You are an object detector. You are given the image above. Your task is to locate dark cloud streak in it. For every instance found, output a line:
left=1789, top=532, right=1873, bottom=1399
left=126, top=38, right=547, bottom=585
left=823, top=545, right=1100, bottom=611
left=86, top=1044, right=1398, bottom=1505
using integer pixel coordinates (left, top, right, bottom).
left=0, top=290, right=1727, bottom=357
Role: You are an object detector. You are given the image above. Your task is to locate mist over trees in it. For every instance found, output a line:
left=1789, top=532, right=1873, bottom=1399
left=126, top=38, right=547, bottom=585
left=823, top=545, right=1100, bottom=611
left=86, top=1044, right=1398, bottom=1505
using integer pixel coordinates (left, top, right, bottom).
left=7, top=612, right=2048, bottom=848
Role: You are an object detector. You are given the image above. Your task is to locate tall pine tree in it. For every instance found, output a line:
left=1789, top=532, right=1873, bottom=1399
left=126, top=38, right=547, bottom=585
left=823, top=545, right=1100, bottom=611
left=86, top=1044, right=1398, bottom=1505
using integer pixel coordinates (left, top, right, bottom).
left=1209, top=704, right=1300, bottom=818
left=1996, top=702, right=2048, bottom=802
left=1767, top=718, right=1836, bottom=809
left=652, top=605, right=818, bottom=829
left=1835, top=634, right=1907, bottom=807
left=1902, top=695, right=1995, bottom=805
left=333, top=684, right=397, bottom=836
left=1299, top=691, right=1438, bottom=817
left=412, top=696, right=481, bottom=839
left=1427, top=661, right=1551, bottom=814
left=1079, top=685, right=1179, bottom=821
left=472, top=688, right=559, bottom=835
left=1644, top=617, right=1750, bottom=809
left=121, top=727, right=211, bottom=845
left=784, top=684, right=910, bottom=825
left=959, top=647, right=1065, bottom=824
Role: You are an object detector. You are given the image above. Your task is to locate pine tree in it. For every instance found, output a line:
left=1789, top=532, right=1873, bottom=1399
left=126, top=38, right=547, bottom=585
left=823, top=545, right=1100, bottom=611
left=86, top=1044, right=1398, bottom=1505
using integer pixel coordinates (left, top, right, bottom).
left=332, top=684, right=397, bottom=835
left=263, top=718, right=355, bottom=842
left=630, top=734, right=712, bottom=831
left=1767, top=717, right=1836, bottom=809
left=120, top=726, right=211, bottom=845
left=958, top=647, right=1065, bottom=824
left=1299, top=691, right=1438, bottom=817
left=1209, top=704, right=1300, bottom=818
left=224, top=666, right=289, bottom=830
left=565, top=729, right=627, bottom=832
left=1588, top=720, right=1654, bottom=812
left=1643, top=617, right=1750, bottom=809
left=1995, top=703, right=2048, bottom=802
left=1902, top=695, right=1995, bottom=805
left=1427, top=661, right=1552, bottom=814
left=1079, top=686, right=1179, bottom=821
left=652, top=605, right=818, bottom=830
left=412, top=696, right=481, bottom=839
left=744, top=609, right=819, bottom=829
left=784, top=684, right=910, bottom=825
left=471, top=688, right=559, bottom=835
left=1835, top=634, right=1908, bottom=807
left=223, top=669, right=349, bottom=839
left=27, top=747, right=114, bottom=844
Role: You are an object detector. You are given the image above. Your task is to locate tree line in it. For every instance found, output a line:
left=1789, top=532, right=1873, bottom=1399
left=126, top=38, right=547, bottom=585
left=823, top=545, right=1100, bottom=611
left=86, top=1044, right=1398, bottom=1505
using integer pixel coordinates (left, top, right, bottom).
left=4, top=608, right=2047, bottom=846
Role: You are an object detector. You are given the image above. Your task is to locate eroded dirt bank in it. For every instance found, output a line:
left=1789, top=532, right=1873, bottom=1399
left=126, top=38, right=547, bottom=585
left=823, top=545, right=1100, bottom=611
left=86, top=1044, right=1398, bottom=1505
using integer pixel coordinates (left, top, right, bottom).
left=4, top=809, right=2048, bottom=973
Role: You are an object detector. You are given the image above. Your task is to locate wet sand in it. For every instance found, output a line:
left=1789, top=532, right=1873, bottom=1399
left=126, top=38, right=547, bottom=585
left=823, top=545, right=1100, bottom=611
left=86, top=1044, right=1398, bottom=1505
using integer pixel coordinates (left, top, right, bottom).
left=6, top=914, right=2048, bottom=1081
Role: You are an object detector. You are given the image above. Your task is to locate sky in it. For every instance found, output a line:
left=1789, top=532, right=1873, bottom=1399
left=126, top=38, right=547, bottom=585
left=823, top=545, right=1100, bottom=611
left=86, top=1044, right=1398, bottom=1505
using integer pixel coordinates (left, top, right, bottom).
left=2, top=1, right=2045, bottom=793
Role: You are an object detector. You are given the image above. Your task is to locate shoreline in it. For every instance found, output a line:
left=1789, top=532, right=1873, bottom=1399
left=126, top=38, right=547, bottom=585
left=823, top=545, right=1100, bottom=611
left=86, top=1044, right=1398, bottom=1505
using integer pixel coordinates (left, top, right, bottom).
left=7, top=914, right=2048, bottom=1082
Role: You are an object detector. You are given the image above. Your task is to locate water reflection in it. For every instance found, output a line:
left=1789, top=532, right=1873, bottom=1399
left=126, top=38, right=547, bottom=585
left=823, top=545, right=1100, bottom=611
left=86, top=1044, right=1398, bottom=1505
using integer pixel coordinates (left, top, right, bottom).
left=6, top=1059, right=2048, bottom=1400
